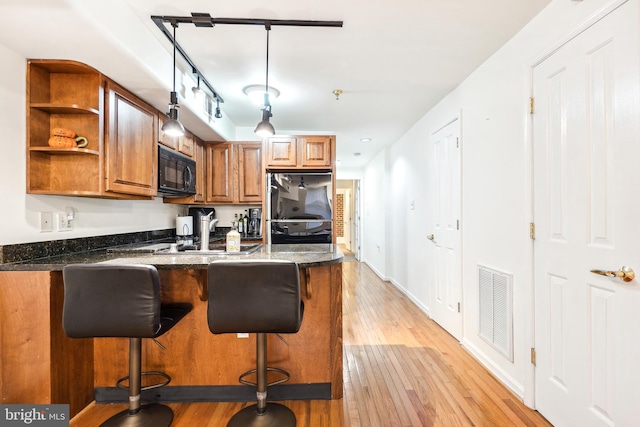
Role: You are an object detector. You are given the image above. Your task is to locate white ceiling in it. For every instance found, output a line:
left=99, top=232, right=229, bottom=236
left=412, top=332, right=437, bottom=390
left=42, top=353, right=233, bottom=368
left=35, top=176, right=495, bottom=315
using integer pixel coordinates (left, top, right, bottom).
left=0, top=0, right=552, bottom=169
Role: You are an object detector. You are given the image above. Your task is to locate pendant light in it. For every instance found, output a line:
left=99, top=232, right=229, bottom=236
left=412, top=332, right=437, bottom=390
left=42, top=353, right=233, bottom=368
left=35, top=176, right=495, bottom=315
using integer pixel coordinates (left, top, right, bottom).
left=162, top=21, right=185, bottom=137
left=254, top=24, right=276, bottom=137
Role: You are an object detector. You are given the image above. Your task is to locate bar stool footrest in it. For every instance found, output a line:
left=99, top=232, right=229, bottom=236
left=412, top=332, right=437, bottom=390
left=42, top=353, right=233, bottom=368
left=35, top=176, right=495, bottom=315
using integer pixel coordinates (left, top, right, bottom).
left=116, top=371, right=171, bottom=392
left=238, top=367, right=290, bottom=388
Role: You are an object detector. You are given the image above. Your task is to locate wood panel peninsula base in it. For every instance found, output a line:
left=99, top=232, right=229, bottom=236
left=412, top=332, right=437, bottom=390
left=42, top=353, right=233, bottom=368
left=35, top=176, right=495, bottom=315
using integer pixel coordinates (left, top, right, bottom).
left=93, top=264, right=343, bottom=404
left=0, top=244, right=343, bottom=418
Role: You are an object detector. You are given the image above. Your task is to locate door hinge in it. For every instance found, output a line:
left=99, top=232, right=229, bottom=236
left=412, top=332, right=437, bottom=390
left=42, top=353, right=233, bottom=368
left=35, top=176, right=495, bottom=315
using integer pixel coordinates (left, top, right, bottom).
left=530, top=222, right=535, bottom=240
left=456, top=137, right=459, bottom=148
left=457, top=220, right=460, bottom=230
left=531, top=348, right=537, bottom=366
left=457, top=302, right=461, bottom=313
left=529, top=97, right=535, bottom=114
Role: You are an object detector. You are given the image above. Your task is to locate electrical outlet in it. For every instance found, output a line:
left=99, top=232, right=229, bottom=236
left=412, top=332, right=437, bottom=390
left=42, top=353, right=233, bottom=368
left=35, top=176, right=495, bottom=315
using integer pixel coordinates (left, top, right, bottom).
left=237, top=333, right=249, bottom=338
left=56, top=212, right=72, bottom=231
left=40, top=212, right=53, bottom=232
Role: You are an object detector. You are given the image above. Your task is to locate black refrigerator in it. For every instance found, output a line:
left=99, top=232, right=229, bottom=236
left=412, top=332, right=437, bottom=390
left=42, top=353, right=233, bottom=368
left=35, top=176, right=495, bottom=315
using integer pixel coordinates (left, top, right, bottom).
left=266, top=172, right=333, bottom=244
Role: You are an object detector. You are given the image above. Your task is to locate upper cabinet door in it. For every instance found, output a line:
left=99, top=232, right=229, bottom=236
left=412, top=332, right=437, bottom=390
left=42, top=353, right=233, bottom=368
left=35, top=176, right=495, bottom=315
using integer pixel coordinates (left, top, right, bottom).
left=179, top=131, right=195, bottom=158
left=105, top=81, right=158, bottom=197
left=266, top=136, right=297, bottom=167
left=300, top=136, right=332, bottom=167
left=206, top=142, right=235, bottom=203
left=238, top=143, right=262, bottom=203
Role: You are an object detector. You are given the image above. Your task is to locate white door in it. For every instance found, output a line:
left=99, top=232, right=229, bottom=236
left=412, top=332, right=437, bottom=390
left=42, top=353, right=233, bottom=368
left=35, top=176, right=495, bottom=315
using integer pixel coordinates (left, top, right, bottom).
left=343, top=188, right=352, bottom=251
left=428, top=117, right=462, bottom=340
left=533, top=2, right=640, bottom=426
left=354, top=180, right=361, bottom=260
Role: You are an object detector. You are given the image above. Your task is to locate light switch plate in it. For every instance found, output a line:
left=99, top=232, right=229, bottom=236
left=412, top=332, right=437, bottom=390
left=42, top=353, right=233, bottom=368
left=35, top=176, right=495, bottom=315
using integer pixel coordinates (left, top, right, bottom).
left=56, top=212, right=72, bottom=231
left=40, top=212, right=53, bottom=232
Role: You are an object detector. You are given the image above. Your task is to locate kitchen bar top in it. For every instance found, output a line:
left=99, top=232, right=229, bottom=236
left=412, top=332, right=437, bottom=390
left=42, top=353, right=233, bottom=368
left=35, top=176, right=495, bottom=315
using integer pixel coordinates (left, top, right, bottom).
left=0, top=242, right=343, bottom=271
left=0, top=237, right=344, bottom=415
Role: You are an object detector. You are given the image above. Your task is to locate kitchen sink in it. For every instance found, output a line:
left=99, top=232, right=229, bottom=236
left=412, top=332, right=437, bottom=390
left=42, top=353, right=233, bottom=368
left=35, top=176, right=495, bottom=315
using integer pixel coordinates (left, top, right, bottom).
left=155, top=243, right=262, bottom=255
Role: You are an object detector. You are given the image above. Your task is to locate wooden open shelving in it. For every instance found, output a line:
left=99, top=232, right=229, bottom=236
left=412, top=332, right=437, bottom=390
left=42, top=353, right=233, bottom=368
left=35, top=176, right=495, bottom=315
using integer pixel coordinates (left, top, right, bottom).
left=27, top=60, right=105, bottom=196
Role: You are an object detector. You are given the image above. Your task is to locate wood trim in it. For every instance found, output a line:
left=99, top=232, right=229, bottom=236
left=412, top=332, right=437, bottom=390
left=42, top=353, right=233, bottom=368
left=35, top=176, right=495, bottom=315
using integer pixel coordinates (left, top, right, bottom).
left=329, top=263, right=343, bottom=398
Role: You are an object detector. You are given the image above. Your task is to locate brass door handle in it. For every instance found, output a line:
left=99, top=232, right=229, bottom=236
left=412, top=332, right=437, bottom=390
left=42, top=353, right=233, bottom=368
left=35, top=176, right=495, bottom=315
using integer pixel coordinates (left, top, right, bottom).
left=590, top=266, right=635, bottom=282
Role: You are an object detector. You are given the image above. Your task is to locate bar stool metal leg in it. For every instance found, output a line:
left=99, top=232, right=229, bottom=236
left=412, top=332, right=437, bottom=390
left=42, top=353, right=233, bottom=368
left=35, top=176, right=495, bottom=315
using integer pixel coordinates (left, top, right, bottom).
left=101, top=338, right=174, bottom=427
left=227, top=333, right=296, bottom=427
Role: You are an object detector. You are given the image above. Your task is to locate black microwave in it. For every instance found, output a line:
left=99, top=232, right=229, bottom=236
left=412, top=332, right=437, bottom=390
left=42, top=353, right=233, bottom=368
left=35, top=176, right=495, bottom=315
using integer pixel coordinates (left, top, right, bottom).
left=158, top=145, right=197, bottom=197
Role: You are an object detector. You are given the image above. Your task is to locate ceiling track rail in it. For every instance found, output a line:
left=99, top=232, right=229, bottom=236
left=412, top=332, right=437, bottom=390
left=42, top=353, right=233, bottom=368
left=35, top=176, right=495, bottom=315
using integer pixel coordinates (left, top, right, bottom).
left=151, top=13, right=343, bottom=105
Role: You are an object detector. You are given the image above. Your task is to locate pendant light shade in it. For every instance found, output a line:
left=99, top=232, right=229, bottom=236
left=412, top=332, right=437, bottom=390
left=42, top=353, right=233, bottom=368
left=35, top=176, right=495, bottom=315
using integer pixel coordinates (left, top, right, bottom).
left=162, top=21, right=185, bottom=137
left=255, top=107, right=275, bottom=137
left=254, top=25, right=275, bottom=137
left=162, top=101, right=185, bottom=136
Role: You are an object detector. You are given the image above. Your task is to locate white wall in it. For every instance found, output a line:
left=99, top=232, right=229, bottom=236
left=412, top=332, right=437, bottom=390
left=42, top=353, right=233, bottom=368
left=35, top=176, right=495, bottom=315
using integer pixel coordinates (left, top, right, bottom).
left=361, top=149, right=388, bottom=279
left=0, top=44, right=185, bottom=246
left=361, top=0, right=620, bottom=405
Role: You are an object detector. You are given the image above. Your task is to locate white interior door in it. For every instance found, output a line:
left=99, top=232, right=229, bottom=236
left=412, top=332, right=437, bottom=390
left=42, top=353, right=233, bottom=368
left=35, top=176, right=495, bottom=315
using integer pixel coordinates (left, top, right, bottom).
left=354, top=180, right=361, bottom=260
left=343, top=188, right=352, bottom=251
left=533, top=2, right=640, bottom=426
left=428, top=117, right=462, bottom=340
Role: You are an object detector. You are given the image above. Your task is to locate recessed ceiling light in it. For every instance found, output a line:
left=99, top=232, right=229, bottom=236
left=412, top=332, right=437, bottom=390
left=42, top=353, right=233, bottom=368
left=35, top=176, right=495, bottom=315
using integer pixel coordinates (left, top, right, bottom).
left=243, top=84, right=280, bottom=106
left=360, top=138, right=372, bottom=142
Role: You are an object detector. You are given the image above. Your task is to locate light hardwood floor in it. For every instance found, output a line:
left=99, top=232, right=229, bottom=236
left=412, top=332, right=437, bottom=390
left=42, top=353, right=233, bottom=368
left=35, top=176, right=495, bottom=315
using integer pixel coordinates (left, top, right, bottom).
left=71, top=260, right=551, bottom=426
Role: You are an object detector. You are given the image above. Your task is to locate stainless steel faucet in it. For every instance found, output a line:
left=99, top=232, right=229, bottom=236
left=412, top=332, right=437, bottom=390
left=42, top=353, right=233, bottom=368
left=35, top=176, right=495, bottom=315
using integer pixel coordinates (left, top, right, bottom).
left=199, top=212, right=219, bottom=251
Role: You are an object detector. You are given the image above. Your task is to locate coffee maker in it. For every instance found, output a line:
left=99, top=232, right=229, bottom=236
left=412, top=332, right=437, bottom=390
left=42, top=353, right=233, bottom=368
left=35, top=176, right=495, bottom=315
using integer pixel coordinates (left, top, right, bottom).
left=248, top=208, right=262, bottom=237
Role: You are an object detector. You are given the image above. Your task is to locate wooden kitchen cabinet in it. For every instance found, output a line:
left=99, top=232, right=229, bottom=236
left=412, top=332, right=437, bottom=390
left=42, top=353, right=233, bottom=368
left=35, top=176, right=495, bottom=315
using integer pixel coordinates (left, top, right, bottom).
left=266, top=136, right=297, bottom=167
left=300, top=135, right=332, bottom=167
left=265, top=135, right=334, bottom=169
left=26, top=59, right=157, bottom=198
left=193, top=138, right=206, bottom=202
left=206, top=142, right=234, bottom=203
left=205, top=142, right=262, bottom=204
left=179, top=131, right=195, bottom=158
left=104, top=81, right=157, bottom=197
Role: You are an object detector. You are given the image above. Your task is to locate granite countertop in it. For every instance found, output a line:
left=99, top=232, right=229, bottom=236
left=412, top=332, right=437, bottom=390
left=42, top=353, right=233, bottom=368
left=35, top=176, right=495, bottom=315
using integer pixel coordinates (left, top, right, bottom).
left=0, top=242, right=343, bottom=272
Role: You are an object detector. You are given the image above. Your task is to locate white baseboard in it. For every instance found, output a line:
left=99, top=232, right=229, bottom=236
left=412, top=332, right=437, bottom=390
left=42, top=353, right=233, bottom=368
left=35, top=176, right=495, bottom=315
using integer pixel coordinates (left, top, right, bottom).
left=362, top=259, right=389, bottom=281
left=461, top=338, right=525, bottom=401
left=388, top=277, right=432, bottom=318
left=385, top=273, right=525, bottom=403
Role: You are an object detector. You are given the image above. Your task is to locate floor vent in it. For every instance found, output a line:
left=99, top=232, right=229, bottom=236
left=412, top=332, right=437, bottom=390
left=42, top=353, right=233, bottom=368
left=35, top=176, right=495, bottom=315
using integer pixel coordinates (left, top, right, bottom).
left=478, top=265, right=513, bottom=361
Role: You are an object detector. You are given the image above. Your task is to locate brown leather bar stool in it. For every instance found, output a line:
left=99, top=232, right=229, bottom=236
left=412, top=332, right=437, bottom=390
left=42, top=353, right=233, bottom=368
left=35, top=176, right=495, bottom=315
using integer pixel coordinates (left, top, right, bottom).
left=207, top=260, right=303, bottom=427
left=62, top=263, right=192, bottom=427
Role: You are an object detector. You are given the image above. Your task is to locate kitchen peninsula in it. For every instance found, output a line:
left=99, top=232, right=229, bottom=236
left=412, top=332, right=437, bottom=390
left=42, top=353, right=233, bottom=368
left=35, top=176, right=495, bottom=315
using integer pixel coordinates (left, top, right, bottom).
left=0, top=239, right=343, bottom=418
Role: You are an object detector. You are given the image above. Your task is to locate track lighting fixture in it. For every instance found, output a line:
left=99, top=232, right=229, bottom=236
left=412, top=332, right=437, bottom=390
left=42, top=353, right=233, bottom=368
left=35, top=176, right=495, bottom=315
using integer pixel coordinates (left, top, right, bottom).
left=162, top=21, right=185, bottom=137
left=254, top=24, right=276, bottom=138
left=151, top=14, right=342, bottom=137
left=215, top=98, right=223, bottom=119
left=192, top=74, right=205, bottom=98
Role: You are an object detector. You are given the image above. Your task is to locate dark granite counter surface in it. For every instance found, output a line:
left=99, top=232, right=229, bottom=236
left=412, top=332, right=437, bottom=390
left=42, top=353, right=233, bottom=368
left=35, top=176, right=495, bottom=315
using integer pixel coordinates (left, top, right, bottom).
left=0, top=242, right=343, bottom=271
